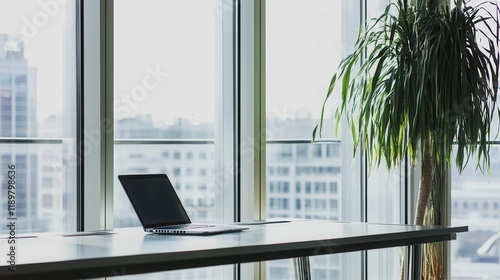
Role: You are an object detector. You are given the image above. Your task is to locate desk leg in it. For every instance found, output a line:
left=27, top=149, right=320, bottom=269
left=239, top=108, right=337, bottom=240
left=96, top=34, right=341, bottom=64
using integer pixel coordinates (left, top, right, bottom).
left=405, top=245, right=422, bottom=280
left=293, top=257, right=311, bottom=280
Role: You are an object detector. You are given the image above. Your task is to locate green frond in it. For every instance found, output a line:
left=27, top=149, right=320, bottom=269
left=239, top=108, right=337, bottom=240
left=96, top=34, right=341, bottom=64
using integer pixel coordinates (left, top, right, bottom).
left=315, top=0, right=500, bottom=174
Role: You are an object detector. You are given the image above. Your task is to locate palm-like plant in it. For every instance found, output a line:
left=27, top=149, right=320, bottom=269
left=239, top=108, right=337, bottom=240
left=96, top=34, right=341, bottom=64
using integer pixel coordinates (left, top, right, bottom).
left=314, top=0, right=500, bottom=278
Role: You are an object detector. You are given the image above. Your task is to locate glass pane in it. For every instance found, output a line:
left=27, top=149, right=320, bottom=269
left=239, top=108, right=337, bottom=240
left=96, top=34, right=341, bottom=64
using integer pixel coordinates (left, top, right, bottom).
left=451, top=145, right=500, bottom=279
left=114, top=0, right=234, bottom=225
left=367, top=161, right=402, bottom=279
left=266, top=0, right=341, bottom=140
left=364, top=0, right=402, bottom=278
left=0, top=1, right=77, bottom=234
left=450, top=0, right=500, bottom=278
left=114, top=1, right=235, bottom=279
left=265, top=0, right=360, bottom=278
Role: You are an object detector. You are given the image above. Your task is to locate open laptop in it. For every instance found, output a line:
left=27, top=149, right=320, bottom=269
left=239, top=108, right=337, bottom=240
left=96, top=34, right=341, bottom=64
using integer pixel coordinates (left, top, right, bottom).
left=118, top=174, right=248, bottom=235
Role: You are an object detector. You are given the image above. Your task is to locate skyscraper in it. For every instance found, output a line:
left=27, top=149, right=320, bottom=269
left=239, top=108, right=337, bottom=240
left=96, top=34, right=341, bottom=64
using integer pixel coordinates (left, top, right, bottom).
left=0, top=34, right=38, bottom=230
left=0, top=34, right=36, bottom=137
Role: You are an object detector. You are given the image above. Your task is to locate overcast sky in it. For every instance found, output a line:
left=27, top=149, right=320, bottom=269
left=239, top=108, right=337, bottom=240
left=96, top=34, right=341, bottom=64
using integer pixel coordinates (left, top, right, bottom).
left=0, top=0, right=344, bottom=125
left=0, top=0, right=65, bottom=120
left=0, top=0, right=496, bottom=131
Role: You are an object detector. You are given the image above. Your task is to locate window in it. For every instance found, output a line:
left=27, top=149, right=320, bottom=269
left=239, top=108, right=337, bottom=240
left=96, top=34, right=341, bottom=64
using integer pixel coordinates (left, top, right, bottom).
left=452, top=145, right=500, bottom=278
left=330, top=182, right=338, bottom=194
left=313, top=145, right=322, bottom=158
left=282, top=182, right=289, bottom=193
left=268, top=166, right=275, bottom=175
left=278, top=167, right=290, bottom=175
left=315, top=199, right=326, bottom=211
left=330, top=199, right=338, bottom=211
left=315, top=182, right=327, bottom=193
left=265, top=0, right=359, bottom=262
left=0, top=1, right=77, bottom=234
left=0, top=1, right=464, bottom=278
left=173, top=168, right=181, bottom=177
left=326, top=143, right=340, bottom=158
left=113, top=1, right=237, bottom=278
left=198, top=152, right=206, bottom=159
left=305, top=199, right=312, bottom=211
left=269, top=181, right=275, bottom=193
left=297, top=145, right=309, bottom=158
left=305, top=182, right=312, bottom=193
left=199, top=168, right=207, bottom=177
left=42, top=194, right=53, bottom=208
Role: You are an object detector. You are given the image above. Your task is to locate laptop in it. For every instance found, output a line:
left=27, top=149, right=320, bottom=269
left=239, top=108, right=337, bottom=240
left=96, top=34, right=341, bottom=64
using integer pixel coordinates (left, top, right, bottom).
left=118, top=174, right=248, bottom=235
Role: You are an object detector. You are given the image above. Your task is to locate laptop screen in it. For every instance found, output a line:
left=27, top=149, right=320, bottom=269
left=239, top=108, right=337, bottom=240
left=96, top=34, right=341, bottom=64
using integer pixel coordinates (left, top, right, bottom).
left=118, top=174, right=191, bottom=228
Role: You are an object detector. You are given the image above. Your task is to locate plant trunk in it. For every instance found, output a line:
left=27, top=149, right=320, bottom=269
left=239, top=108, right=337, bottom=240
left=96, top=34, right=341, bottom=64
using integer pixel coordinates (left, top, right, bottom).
left=422, top=163, right=447, bottom=280
left=415, top=136, right=433, bottom=226
left=400, top=134, right=448, bottom=280
left=401, top=135, right=433, bottom=280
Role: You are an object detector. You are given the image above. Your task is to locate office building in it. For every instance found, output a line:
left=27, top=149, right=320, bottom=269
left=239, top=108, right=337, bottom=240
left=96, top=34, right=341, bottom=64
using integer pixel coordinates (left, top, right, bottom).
left=0, top=34, right=38, bottom=230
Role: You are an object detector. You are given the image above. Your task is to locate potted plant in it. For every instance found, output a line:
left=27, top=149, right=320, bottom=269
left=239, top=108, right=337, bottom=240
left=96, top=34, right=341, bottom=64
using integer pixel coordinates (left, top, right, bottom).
left=314, top=0, right=500, bottom=278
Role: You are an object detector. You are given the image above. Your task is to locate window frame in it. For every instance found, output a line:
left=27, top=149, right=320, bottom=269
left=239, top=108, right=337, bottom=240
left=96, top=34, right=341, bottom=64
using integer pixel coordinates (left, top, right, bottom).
left=81, top=0, right=113, bottom=231
left=0, top=0, right=80, bottom=234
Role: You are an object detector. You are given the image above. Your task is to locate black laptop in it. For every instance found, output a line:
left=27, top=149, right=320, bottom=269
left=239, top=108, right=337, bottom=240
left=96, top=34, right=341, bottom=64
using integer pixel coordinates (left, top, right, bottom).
left=118, top=174, right=248, bottom=235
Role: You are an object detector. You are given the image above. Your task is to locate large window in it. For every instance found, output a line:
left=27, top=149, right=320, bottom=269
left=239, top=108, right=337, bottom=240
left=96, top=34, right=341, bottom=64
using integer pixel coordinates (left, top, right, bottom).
left=449, top=0, right=500, bottom=277
left=113, top=0, right=237, bottom=278
left=3, top=1, right=495, bottom=279
left=451, top=144, right=500, bottom=279
left=0, top=0, right=77, bottom=234
left=265, top=0, right=362, bottom=278
left=113, top=0, right=236, bottom=227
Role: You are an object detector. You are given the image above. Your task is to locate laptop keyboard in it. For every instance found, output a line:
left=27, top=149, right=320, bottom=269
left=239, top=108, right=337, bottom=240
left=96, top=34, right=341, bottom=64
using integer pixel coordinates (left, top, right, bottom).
left=162, top=224, right=215, bottom=230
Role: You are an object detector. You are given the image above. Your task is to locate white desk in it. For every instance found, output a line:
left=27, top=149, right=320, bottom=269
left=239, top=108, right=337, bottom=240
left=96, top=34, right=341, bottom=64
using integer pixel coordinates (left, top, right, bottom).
left=0, top=220, right=467, bottom=279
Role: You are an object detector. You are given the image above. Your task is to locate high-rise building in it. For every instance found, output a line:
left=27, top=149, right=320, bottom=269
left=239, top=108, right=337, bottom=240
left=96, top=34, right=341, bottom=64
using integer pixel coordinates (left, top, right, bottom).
left=0, top=34, right=38, bottom=231
left=0, top=34, right=36, bottom=137
left=0, top=32, right=76, bottom=233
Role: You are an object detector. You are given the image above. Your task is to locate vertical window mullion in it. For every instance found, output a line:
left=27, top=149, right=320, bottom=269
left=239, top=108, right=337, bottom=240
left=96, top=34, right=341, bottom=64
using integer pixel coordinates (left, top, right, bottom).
left=81, top=0, right=112, bottom=231
left=215, top=0, right=238, bottom=225
left=239, top=0, right=265, bottom=279
left=103, top=0, right=114, bottom=230
left=76, top=0, right=84, bottom=232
